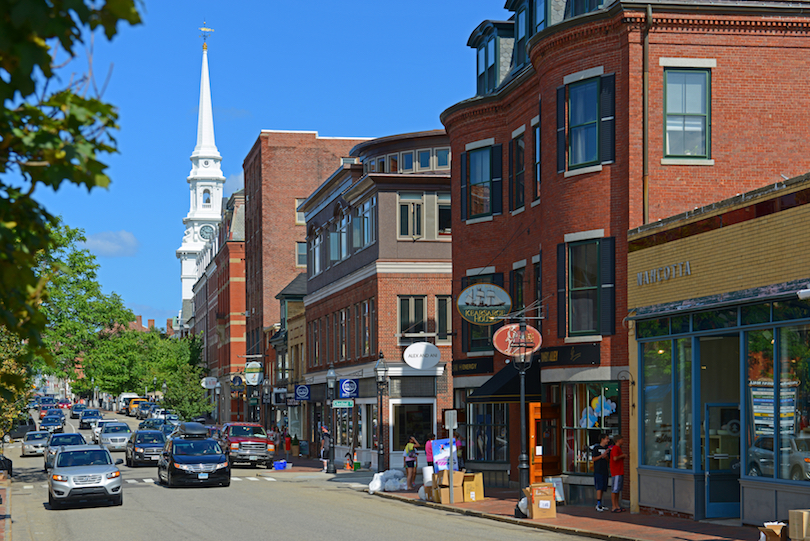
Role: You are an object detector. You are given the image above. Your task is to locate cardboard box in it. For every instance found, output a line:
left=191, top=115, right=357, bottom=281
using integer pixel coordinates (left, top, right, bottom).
left=790, top=510, right=810, bottom=540
left=437, top=486, right=463, bottom=504
left=463, top=472, right=484, bottom=502
left=435, top=469, right=464, bottom=487
left=759, top=525, right=788, bottom=541
left=424, top=485, right=433, bottom=502
left=523, top=483, right=556, bottom=519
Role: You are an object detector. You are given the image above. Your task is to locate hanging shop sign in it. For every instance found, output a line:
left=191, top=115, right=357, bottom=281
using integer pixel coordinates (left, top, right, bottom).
left=492, top=323, right=543, bottom=357
left=272, top=388, right=287, bottom=406
left=244, top=361, right=263, bottom=386
left=230, top=375, right=245, bottom=392
left=201, top=377, right=218, bottom=389
left=403, top=342, right=441, bottom=370
left=339, top=379, right=359, bottom=399
left=294, top=385, right=311, bottom=401
left=457, top=283, right=512, bottom=326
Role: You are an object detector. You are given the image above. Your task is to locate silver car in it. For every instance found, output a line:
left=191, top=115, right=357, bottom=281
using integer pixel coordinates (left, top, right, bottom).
left=44, top=433, right=87, bottom=471
left=99, top=423, right=132, bottom=452
left=21, top=431, right=50, bottom=456
left=92, top=419, right=118, bottom=443
left=48, top=445, right=124, bottom=508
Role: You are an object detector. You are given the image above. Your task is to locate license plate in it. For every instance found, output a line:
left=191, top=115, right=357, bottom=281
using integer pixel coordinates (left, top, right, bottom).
left=198, top=473, right=209, bottom=479
left=249, top=455, right=258, bottom=460
left=151, top=456, right=159, bottom=460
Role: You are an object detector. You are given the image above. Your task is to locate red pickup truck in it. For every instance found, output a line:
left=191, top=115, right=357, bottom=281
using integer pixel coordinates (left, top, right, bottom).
left=217, top=423, right=275, bottom=467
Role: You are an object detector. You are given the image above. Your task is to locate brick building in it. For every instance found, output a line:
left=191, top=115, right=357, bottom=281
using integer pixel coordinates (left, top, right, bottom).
left=440, top=0, right=810, bottom=510
left=299, top=130, right=454, bottom=470
left=242, top=130, right=367, bottom=422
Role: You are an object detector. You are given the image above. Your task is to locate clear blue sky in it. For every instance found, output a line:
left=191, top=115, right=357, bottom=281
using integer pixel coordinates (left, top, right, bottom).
left=34, top=1, right=510, bottom=328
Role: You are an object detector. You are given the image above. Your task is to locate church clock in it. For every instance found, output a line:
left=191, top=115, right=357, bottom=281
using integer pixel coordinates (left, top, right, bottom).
left=200, top=225, right=215, bottom=240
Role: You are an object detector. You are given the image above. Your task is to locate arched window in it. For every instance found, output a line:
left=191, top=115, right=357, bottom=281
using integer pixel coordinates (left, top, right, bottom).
left=202, top=189, right=212, bottom=209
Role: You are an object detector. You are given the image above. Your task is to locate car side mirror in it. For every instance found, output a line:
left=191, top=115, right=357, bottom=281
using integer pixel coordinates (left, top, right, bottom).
left=115, top=459, right=124, bottom=465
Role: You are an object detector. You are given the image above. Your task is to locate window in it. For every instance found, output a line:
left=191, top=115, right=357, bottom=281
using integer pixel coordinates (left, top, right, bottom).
left=564, top=382, right=620, bottom=473
left=353, top=196, right=376, bottom=250
left=461, top=144, right=502, bottom=221
left=570, top=0, right=601, bottom=17
left=466, top=403, right=508, bottom=462
left=557, top=72, right=614, bottom=174
left=477, top=35, right=497, bottom=95
left=568, top=240, right=599, bottom=335
left=535, top=0, right=546, bottom=31
left=469, top=148, right=492, bottom=218
left=314, top=319, right=320, bottom=366
left=329, top=222, right=340, bottom=264
left=510, top=134, right=525, bottom=210
left=393, top=404, right=433, bottom=451
left=569, top=79, right=599, bottom=168
left=515, top=8, right=527, bottom=65
left=534, top=123, right=541, bottom=200
left=401, top=151, right=414, bottom=172
left=511, top=267, right=525, bottom=311
left=354, top=304, right=360, bottom=359
left=399, top=296, right=426, bottom=345
left=437, top=295, right=452, bottom=343
left=310, top=232, right=322, bottom=275
left=339, top=309, right=347, bottom=360
left=437, top=193, right=451, bottom=236
left=295, top=199, right=306, bottom=224
left=558, top=237, right=615, bottom=337
left=665, top=69, right=710, bottom=158
left=296, top=242, right=306, bottom=267
left=368, top=159, right=376, bottom=173
left=398, top=193, right=423, bottom=238
left=361, top=300, right=370, bottom=356
left=417, top=149, right=431, bottom=170
left=377, top=156, right=385, bottom=173
left=388, top=153, right=399, bottom=173
left=534, top=257, right=542, bottom=334
left=436, top=148, right=450, bottom=169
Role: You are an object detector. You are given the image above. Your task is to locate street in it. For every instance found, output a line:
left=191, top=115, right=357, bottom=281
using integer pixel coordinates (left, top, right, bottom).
left=8, top=414, right=579, bottom=541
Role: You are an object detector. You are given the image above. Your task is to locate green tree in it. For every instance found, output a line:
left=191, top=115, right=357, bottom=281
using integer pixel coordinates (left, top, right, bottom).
left=0, top=0, right=141, bottom=394
left=0, top=326, right=32, bottom=439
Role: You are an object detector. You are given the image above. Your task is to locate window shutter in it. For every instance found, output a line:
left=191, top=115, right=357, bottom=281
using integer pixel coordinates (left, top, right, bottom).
left=508, top=139, right=514, bottom=211
left=556, top=86, right=565, bottom=173
left=600, top=74, right=615, bottom=164
left=460, top=151, right=468, bottom=221
left=460, top=277, right=470, bottom=352
left=600, top=236, right=616, bottom=335
left=491, top=144, right=503, bottom=214
left=556, top=243, right=566, bottom=338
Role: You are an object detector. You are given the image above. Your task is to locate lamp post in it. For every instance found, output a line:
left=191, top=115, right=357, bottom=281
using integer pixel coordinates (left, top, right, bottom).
left=162, top=380, right=167, bottom=403
left=262, top=378, right=272, bottom=428
left=325, top=364, right=337, bottom=474
left=152, top=377, right=157, bottom=401
left=512, top=320, right=533, bottom=517
left=215, top=381, right=222, bottom=422
left=374, top=351, right=388, bottom=472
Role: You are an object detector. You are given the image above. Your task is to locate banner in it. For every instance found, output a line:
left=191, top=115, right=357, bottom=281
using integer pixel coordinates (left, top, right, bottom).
left=431, top=438, right=460, bottom=471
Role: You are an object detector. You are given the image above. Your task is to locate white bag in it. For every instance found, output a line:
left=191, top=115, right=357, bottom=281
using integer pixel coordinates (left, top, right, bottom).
left=422, top=466, right=434, bottom=486
left=368, top=473, right=384, bottom=495
left=384, top=479, right=401, bottom=492
left=518, top=497, right=529, bottom=516
left=418, top=486, right=427, bottom=500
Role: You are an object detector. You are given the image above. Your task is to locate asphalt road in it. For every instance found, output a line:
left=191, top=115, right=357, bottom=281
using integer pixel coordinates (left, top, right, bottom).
left=9, top=412, right=581, bottom=541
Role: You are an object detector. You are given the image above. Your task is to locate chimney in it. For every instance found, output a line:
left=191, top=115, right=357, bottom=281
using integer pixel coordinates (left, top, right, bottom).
left=167, top=319, right=174, bottom=335
left=148, top=319, right=155, bottom=329
left=136, top=315, right=143, bottom=328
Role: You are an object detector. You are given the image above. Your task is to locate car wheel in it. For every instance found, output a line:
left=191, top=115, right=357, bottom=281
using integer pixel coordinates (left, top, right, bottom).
left=48, top=492, right=61, bottom=510
left=125, top=453, right=132, bottom=467
left=791, top=467, right=804, bottom=481
left=221, top=478, right=230, bottom=487
left=747, top=464, right=761, bottom=477
left=112, top=493, right=123, bottom=506
left=166, top=470, right=174, bottom=488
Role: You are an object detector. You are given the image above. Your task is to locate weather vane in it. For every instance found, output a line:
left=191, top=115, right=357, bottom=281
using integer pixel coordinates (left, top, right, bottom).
left=199, top=21, right=214, bottom=47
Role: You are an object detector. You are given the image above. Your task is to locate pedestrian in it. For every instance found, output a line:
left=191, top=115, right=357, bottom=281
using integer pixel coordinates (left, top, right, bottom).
left=591, top=433, right=611, bottom=512
left=403, top=435, right=419, bottom=490
left=610, top=434, right=626, bottom=512
left=320, top=425, right=332, bottom=473
left=425, top=433, right=435, bottom=467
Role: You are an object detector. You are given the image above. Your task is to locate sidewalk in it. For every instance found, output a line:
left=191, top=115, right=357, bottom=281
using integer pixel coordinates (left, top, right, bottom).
left=0, top=475, right=10, bottom=541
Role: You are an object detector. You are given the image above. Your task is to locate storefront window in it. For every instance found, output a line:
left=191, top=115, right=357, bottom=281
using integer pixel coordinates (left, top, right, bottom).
left=393, top=404, right=433, bottom=451
left=367, top=404, right=378, bottom=450
left=563, top=382, right=620, bottom=473
left=643, top=341, right=672, bottom=467
left=675, top=338, right=693, bottom=469
left=467, top=403, right=508, bottom=462
left=746, top=329, right=774, bottom=477
left=777, top=325, right=810, bottom=482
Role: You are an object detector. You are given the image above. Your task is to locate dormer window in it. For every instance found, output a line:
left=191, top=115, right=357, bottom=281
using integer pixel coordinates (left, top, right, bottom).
left=569, top=0, right=602, bottom=18
left=477, top=35, right=496, bottom=95
left=516, top=8, right=528, bottom=65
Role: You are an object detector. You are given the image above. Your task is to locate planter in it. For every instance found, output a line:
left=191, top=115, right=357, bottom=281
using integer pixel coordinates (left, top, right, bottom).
left=291, top=444, right=300, bottom=456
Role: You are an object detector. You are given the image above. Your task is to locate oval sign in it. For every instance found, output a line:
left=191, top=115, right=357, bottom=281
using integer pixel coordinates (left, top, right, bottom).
left=244, top=361, right=263, bottom=386
left=457, top=283, right=512, bottom=326
left=492, top=323, right=543, bottom=357
left=403, top=342, right=441, bottom=370
left=201, top=377, right=218, bottom=389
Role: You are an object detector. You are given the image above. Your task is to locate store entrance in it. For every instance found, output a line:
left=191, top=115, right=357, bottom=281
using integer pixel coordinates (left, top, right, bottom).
left=699, top=335, right=741, bottom=518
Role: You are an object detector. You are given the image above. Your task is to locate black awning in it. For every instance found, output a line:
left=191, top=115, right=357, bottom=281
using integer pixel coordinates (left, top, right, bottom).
left=467, top=361, right=543, bottom=403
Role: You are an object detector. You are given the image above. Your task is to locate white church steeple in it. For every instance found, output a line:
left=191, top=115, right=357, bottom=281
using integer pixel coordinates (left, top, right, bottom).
left=177, top=29, right=226, bottom=327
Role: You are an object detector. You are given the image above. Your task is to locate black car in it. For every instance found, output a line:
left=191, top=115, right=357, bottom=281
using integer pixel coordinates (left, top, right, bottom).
left=70, top=403, right=87, bottom=419
left=157, top=422, right=230, bottom=488
left=135, top=403, right=155, bottom=420
left=126, top=430, right=166, bottom=466
left=79, top=409, right=101, bottom=429
left=40, top=416, right=64, bottom=434
left=7, top=415, right=37, bottom=440
left=138, top=418, right=165, bottom=431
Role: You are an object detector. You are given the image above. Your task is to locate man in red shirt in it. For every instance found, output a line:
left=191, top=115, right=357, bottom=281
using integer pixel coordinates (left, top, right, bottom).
left=610, top=434, right=626, bottom=512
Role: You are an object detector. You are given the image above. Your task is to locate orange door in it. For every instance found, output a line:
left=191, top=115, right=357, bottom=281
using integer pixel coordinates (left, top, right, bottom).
left=528, top=402, right=561, bottom=484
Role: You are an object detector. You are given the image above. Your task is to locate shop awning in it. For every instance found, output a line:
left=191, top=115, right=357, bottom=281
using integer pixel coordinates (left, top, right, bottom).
left=467, top=361, right=543, bottom=403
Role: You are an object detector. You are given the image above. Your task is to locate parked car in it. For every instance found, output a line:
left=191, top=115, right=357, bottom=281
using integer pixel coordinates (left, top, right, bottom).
left=157, top=422, right=229, bottom=487
left=48, top=445, right=124, bottom=508
left=70, top=403, right=87, bottom=419
left=44, top=432, right=87, bottom=471
left=135, top=402, right=155, bottom=420
left=217, top=422, right=274, bottom=467
left=125, top=430, right=166, bottom=466
left=7, top=415, right=37, bottom=440
left=92, top=419, right=120, bottom=443
left=40, top=416, right=64, bottom=434
left=21, top=431, right=50, bottom=456
left=138, top=418, right=165, bottom=430
left=99, top=423, right=132, bottom=452
left=79, top=409, right=101, bottom=429
left=748, top=435, right=810, bottom=480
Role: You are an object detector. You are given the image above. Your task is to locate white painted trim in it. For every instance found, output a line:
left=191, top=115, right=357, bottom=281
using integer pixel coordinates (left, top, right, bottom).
left=564, top=164, right=602, bottom=178
left=511, top=207, right=525, bottom=217
left=466, top=266, right=496, bottom=277
left=465, top=138, right=496, bottom=152
left=304, top=361, right=445, bottom=384
left=531, top=198, right=542, bottom=208
left=453, top=375, right=492, bottom=388
left=531, top=254, right=540, bottom=264
left=564, top=229, right=604, bottom=243
left=660, top=158, right=715, bottom=166
left=531, top=115, right=540, bottom=127
left=564, top=335, right=603, bottom=344
left=512, top=259, right=527, bottom=270
left=512, top=125, right=526, bottom=139
left=466, top=350, right=494, bottom=357
left=563, top=66, right=604, bottom=86
left=465, top=215, right=494, bottom=225
left=659, top=57, right=716, bottom=68
left=541, top=364, right=624, bottom=383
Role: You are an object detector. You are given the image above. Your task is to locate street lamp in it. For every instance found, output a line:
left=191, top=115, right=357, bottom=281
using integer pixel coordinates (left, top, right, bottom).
left=262, top=378, right=272, bottom=428
left=512, top=320, right=533, bottom=517
left=374, top=350, right=388, bottom=472
left=162, top=379, right=167, bottom=402
left=325, top=364, right=337, bottom=474
left=152, top=377, right=157, bottom=400
left=215, top=381, right=222, bottom=422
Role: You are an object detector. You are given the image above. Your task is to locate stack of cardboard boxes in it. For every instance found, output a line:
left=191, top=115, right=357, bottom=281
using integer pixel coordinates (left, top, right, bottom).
left=425, top=470, right=485, bottom=504
left=789, top=510, right=810, bottom=541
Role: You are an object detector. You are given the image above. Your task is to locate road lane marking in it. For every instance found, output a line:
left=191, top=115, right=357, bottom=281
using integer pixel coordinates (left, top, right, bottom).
left=23, top=485, right=33, bottom=489
left=143, top=478, right=154, bottom=483
left=231, top=477, right=242, bottom=481
left=126, top=479, right=138, bottom=483
left=246, top=477, right=259, bottom=481
left=41, top=484, right=48, bottom=488
left=263, top=477, right=277, bottom=481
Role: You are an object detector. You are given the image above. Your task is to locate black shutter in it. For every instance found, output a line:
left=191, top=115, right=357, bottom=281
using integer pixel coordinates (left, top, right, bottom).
left=460, top=151, right=468, bottom=221
left=557, top=243, right=566, bottom=338
left=600, top=236, right=616, bottom=335
left=491, top=144, right=503, bottom=214
left=461, top=277, right=470, bottom=352
left=556, top=86, right=566, bottom=173
left=600, top=74, right=615, bottom=164
left=508, top=139, right=514, bottom=211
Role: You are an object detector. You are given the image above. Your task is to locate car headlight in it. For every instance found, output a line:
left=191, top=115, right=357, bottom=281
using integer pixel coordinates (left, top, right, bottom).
left=174, top=463, right=192, bottom=471
left=106, top=471, right=120, bottom=479
left=135, top=447, right=143, bottom=453
left=52, top=474, right=68, bottom=482
left=267, top=444, right=273, bottom=452
left=230, top=443, right=239, bottom=450
left=216, top=461, right=229, bottom=469
left=49, top=448, right=57, bottom=455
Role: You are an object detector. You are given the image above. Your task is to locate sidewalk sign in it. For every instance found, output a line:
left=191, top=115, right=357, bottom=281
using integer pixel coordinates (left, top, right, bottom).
left=543, top=476, right=566, bottom=502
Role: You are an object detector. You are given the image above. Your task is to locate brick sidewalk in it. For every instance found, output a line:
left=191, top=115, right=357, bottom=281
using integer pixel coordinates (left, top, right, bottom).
left=0, top=476, right=9, bottom=541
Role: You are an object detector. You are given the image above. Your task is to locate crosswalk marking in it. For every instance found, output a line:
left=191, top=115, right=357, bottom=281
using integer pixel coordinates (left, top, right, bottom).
left=231, top=477, right=242, bottom=481
left=246, top=477, right=259, bottom=481
left=263, top=477, right=276, bottom=481
left=23, top=485, right=33, bottom=489
left=41, top=484, right=48, bottom=488
left=126, top=479, right=137, bottom=484
left=143, top=478, right=154, bottom=483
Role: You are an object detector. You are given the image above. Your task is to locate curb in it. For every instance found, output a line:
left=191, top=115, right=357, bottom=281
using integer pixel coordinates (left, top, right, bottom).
left=1, top=477, right=10, bottom=541
left=371, top=490, right=650, bottom=541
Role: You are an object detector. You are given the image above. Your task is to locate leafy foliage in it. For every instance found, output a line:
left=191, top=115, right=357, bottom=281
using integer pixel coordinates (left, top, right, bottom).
left=0, top=327, right=32, bottom=439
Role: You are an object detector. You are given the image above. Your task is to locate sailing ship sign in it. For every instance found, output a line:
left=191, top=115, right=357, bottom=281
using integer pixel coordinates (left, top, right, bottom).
left=457, top=283, right=512, bottom=326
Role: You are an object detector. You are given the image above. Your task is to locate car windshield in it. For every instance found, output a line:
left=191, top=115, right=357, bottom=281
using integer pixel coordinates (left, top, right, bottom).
left=47, top=409, right=61, bottom=415
left=165, top=414, right=179, bottom=421
left=795, top=438, right=810, bottom=452
left=161, top=425, right=176, bottom=435
left=50, top=434, right=86, bottom=446
left=173, top=441, right=222, bottom=456
left=25, top=432, right=48, bottom=441
left=83, top=410, right=99, bottom=417
left=57, top=450, right=112, bottom=467
left=42, top=416, right=61, bottom=423
left=103, top=425, right=131, bottom=433
left=72, top=405, right=86, bottom=410
left=136, top=433, right=166, bottom=444
left=230, top=426, right=267, bottom=438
